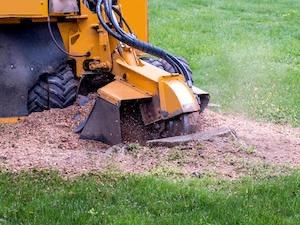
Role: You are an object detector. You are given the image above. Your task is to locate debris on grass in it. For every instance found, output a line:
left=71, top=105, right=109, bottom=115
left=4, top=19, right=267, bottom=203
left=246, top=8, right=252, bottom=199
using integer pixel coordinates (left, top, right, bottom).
left=0, top=103, right=299, bottom=179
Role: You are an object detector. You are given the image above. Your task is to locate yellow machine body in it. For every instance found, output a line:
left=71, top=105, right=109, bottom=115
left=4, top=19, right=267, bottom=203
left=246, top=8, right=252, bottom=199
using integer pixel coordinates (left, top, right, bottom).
left=0, top=0, right=209, bottom=145
left=104, top=54, right=200, bottom=123
left=0, top=0, right=48, bottom=18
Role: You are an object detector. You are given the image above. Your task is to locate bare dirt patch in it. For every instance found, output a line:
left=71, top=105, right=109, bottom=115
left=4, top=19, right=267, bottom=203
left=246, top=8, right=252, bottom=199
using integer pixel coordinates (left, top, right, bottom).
left=0, top=98, right=299, bottom=178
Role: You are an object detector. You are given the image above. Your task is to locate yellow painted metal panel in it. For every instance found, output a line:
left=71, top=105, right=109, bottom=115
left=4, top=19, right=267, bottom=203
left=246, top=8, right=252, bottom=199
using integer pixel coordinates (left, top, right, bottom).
left=113, top=57, right=169, bottom=95
left=159, top=78, right=200, bottom=115
left=112, top=54, right=200, bottom=120
left=0, top=0, right=48, bottom=18
left=0, top=117, right=23, bottom=124
left=117, top=59, right=170, bottom=83
left=99, top=80, right=151, bottom=105
left=119, top=0, right=148, bottom=41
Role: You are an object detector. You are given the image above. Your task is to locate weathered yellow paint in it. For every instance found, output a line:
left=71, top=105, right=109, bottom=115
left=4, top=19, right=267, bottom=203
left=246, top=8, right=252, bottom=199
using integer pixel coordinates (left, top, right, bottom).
left=57, top=2, right=112, bottom=76
left=159, top=77, right=200, bottom=116
left=98, top=80, right=151, bottom=106
left=119, top=0, right=148, bottom=41
left=106, top=53, right=200, bottom=121
left=0, top=117, right=23, bottom=124
left=57, top=0, right=148, bottom=76
left=0, top=0, right=48, bottom=18
left=113, top=55, right=169, bottom=95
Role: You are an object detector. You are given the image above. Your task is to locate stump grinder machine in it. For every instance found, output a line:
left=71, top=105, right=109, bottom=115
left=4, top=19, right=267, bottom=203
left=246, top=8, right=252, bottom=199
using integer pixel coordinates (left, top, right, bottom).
left=0, top=0, right=209, bottom=145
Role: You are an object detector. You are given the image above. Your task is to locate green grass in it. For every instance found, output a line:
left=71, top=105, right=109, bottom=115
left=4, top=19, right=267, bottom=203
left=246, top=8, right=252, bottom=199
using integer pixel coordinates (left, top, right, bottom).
left=149, top=0, right=300, bottom=126
left=0, top=171, right=300, bottom=225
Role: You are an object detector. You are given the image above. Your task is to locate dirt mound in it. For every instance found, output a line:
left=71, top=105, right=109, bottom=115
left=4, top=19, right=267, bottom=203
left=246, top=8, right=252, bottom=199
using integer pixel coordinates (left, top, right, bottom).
left=0, top=99, right=299, bottom=178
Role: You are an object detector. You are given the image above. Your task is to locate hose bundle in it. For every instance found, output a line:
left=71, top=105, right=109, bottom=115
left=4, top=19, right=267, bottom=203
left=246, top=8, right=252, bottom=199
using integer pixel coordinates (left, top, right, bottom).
left=96, top=0, right=193, bottom=86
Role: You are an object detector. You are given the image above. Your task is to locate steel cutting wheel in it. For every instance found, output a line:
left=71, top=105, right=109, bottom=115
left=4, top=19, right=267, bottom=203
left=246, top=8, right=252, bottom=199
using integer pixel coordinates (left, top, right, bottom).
left=155, top=113, right=198, bottom=139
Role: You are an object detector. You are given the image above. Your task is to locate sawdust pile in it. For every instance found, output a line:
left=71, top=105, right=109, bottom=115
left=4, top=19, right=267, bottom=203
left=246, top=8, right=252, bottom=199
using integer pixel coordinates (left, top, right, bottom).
left=0, top=97, right=299, bottom=179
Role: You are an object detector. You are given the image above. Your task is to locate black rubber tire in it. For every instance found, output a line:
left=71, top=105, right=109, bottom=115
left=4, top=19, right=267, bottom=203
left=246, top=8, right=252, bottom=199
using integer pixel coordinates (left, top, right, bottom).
left=48, top=67, right=78, bottom=109
left=142, top=56, right=193, bottom=80
left=28, top=79, right=49, bottom=113
left=28, top=66, right=78, bottom=113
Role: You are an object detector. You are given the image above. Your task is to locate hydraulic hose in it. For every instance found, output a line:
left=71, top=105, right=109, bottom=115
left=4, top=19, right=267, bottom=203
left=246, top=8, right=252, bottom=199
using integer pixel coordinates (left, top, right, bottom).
left=96, top=0, right=193, bottom=86
left=112, top=6, right=133, bottom=34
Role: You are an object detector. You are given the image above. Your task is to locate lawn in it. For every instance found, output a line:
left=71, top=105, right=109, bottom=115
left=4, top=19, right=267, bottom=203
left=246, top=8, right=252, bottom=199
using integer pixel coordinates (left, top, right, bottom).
left=0, top=171, right=299, bottom=225
left=149, top=0, right=300, bottom=126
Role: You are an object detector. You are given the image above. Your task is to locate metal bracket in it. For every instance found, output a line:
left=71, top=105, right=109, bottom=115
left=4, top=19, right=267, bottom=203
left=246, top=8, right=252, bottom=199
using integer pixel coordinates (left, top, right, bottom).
left=80, top=98, right=122, bottom=145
